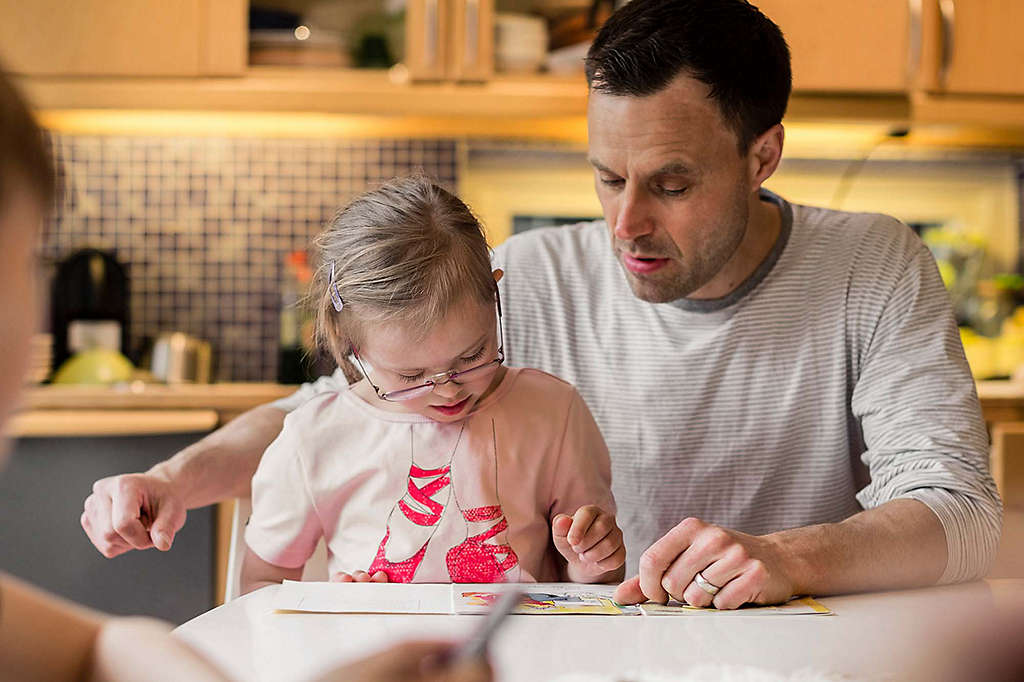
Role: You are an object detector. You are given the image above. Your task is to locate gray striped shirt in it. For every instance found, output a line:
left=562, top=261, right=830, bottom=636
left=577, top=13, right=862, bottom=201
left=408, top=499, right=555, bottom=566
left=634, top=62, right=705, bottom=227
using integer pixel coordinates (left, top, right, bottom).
left=491, top=192, right=1001, bottom=582
left=277, top=192, right=1001, bottom=582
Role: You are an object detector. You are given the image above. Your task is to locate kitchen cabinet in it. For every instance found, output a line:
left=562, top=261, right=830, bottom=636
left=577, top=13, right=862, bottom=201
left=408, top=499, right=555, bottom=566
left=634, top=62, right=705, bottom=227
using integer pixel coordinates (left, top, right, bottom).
left=8, top=0, right=1024, bottom=128
left=755, top=0, right=1024, bottom=98
left=448, top=0, right=495, bottom=82
left=963, top=382, right=1024, bottom=577
left=752, top=0, right=913, bottom=93
left=918, top=0, right=1024, bottom=96
left=976, top=381, right=1024, bottom=510
left=991, top=422, right=1024, bottom=509
left=0, top=431, right=217, bottom=625
left=11, top=0, right=572, bottom=122
left=13, top=382, right=297, bottom=609
left=0, top=0, right=246, bottom=77
left=0, top=0, right=490, bottom=83
left=754, top=0, right=1024, bottom=128
left=405, top=0, right=494, bottom=82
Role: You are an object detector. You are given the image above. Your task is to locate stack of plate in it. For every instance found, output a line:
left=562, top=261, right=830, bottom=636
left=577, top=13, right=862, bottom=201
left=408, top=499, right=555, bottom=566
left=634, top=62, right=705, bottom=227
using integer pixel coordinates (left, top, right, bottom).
left=26, top=333, right=53, bottom=384
left=495, top=13, right=549, bottom=74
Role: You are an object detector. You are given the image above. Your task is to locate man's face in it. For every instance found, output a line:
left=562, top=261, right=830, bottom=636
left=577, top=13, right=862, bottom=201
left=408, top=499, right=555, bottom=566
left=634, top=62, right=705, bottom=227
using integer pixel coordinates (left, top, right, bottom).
left=587, top=74, right=755, bottom=303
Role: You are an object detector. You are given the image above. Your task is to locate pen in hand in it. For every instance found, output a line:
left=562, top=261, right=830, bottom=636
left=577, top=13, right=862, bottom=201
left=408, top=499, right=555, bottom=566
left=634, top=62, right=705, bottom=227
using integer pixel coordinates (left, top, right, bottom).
left=449, top=589, right=523, bottom=664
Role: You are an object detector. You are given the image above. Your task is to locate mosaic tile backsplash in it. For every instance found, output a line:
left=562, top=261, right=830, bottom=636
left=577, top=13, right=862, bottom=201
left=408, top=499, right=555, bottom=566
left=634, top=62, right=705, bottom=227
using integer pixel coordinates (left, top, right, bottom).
left=42, top=134, right=458, bottom=381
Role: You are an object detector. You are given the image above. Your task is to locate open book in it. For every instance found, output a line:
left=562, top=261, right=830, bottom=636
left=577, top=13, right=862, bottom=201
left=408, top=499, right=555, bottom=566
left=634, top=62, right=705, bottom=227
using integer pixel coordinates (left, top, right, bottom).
left=271, top=581, right=832, bottom=616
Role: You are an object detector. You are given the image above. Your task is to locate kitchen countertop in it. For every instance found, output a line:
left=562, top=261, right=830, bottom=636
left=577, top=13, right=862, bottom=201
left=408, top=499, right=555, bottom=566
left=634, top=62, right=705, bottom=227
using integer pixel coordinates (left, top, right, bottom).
left=9, top=409, right=221, bottom=437
left=976, top=380, right=1024, bottom=416
left=20, top=382, right=296, bottom=411
left=12, top=383, right=298, bottom=437
left=22, top=379, right=1024, bottom=408
left=12, top=380, right=1024, bottom=438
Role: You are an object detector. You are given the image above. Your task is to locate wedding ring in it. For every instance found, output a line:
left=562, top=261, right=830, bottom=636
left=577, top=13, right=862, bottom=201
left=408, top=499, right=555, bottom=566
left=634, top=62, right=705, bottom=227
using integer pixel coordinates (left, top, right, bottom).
left=693, top=571, right=721, bottom=596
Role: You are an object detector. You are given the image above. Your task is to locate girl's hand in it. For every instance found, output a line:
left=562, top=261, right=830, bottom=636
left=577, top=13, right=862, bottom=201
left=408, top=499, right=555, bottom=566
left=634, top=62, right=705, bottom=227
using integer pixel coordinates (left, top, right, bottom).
left=330, top=570, right=389, bottom=583
left=551, top=505, right=626, bottom=583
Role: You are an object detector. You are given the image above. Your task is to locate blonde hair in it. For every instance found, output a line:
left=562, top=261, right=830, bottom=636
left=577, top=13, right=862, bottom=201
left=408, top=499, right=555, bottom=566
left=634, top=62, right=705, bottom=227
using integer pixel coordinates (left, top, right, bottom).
left=312, top=176, right=495, bottom=383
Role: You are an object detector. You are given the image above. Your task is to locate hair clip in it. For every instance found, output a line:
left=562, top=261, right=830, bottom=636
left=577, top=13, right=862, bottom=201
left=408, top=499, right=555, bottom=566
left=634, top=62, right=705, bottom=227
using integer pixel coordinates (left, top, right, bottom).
left=329, top=261, right=345, bottom=312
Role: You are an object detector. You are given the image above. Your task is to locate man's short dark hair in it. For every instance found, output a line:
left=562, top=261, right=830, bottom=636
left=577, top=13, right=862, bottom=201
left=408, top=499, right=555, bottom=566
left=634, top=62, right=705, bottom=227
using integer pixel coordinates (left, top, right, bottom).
left=585, top=0, right=791, bottom=153
left=0, top=65, right=55, bottom=209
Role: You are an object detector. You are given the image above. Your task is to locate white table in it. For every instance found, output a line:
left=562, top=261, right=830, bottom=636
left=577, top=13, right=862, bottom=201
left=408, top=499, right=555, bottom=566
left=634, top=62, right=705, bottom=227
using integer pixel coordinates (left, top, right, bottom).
left=175, top=580, right=1024, bottom=681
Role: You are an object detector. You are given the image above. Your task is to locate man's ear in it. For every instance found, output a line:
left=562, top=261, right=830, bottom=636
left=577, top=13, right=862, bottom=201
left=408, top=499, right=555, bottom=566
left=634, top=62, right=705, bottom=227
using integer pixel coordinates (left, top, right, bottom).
left=747, top=124, right=785, bottom=192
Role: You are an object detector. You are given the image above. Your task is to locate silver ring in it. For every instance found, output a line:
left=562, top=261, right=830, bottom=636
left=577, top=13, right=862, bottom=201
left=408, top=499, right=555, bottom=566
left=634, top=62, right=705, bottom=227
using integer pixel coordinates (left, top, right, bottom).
left=693, top=571, right=721, bottom=596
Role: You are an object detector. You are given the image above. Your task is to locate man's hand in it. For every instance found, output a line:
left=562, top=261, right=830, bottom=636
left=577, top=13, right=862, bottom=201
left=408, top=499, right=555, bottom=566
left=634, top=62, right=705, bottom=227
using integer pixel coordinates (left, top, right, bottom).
left=552, top=505, right=626, bottom=582
left=81, top=472, right=186, bottom=557
left=613, top=517, right=796, bottom=609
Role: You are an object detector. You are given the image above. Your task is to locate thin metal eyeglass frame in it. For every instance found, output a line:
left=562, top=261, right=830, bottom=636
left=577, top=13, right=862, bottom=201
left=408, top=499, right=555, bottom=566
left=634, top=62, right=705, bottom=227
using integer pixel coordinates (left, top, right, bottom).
left=353, top=289, right=505, bottom=402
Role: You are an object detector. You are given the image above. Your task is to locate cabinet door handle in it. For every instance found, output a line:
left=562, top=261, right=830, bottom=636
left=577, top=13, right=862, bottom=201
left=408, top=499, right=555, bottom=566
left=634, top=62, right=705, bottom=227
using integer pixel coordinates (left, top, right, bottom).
left=907, top=0, right=922, bottom=85
left=938, top=0, right=956, bottom=88
left=464, top=0, right=480, bottom=72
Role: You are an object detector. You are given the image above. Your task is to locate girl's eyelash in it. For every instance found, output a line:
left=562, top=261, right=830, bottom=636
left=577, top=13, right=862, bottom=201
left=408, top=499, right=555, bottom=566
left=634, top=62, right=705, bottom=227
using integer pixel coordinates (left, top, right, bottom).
left=397, top=346, right=485, bottom=383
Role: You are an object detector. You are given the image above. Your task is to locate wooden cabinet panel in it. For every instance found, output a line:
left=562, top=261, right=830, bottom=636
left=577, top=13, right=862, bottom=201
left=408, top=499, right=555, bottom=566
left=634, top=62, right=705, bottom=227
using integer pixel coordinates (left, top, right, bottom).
left=920, top=0, right=1024, bottom=95
left=449, top=0, right=494, bottom=82
left=0, top=0, right=200, bottom=76
left=991, top=422, right=1024, bottom=509
left=405, top=0, right=451, bottom=81
left=0, top=0, right=245, bottom=77
left=198, top=0, right=247, bottom=76
left=755, top=0, right=913, bottom=93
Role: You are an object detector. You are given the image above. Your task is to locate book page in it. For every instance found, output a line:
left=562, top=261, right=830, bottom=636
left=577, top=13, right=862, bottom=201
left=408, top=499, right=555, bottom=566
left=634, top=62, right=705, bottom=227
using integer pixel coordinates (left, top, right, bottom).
left=271, top=580, right=453, bottom=614
left=453, top=582, right=631, bottom=615
left=639, top=596, right=832, bottom=616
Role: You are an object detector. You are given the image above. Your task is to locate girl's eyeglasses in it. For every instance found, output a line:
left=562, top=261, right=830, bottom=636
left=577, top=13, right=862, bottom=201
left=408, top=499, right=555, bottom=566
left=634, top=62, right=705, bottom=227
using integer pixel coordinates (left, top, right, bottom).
left=353, top=290, right=505, bottom=402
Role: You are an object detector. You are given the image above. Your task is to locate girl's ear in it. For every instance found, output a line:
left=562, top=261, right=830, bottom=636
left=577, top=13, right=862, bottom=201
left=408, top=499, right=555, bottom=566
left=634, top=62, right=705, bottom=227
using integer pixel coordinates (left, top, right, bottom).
left=492, top=268, right=504, bottom=284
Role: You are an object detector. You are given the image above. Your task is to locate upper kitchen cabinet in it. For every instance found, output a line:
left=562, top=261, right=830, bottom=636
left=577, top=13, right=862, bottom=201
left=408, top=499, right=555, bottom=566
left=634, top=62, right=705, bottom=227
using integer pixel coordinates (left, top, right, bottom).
left=754, top=0, right=913, bottom=93
left=12, top=0, right=588, bottom=122
left=918, top=0, right=1024, bottom=95
left=448, top=0, right=496, bottom=82
left=0, top=0, right=247, bottom=77
left=257, top=0, right=495, bottom=81
left=8, top=0, right=1024, bottom=129
left=404, top=0, right=495, bottom=81
left=756, top=0, right=1024, bottom=97
left=744, top=0, right=1024, bottom=128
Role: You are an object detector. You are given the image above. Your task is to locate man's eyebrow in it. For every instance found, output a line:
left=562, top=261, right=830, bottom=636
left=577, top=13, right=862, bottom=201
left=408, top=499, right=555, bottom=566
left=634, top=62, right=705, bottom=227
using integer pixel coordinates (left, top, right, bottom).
left=652, top=162, right=696, bottom=176
left=587, top=158, right=697, bottom=177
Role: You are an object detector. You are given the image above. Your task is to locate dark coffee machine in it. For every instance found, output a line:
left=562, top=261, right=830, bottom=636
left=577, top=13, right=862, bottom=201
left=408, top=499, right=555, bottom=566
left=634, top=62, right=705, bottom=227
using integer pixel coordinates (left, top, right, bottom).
left=51, top=248, right=130, bottom=370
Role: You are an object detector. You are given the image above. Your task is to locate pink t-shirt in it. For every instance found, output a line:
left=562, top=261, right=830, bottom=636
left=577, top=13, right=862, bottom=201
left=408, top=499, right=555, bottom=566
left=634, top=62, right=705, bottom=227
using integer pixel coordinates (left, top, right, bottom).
left=246, top=367, right=615, bottom=583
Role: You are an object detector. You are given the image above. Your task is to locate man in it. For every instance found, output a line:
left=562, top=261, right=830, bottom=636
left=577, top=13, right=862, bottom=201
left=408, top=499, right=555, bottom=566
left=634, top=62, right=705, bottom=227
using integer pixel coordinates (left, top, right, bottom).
left=82, top=0, right=1001, bottom=609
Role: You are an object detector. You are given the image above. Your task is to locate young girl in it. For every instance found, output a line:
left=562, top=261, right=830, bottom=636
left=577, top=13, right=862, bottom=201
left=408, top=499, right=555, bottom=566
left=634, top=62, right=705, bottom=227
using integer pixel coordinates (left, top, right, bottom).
left=241, top=177, right=624, bottom=591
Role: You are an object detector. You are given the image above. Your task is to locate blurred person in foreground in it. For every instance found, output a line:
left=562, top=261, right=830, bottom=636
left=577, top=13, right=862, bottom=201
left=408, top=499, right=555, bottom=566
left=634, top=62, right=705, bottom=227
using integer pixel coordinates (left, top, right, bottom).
left=0, top=67, right=490, bottom=682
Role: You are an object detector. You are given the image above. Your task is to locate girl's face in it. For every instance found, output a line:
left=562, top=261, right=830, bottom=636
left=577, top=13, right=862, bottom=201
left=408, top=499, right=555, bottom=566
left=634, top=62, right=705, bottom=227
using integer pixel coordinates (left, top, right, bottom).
left=353, top=294, right=505, bottom=423
left=0, top=185, right=43, bottom=460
